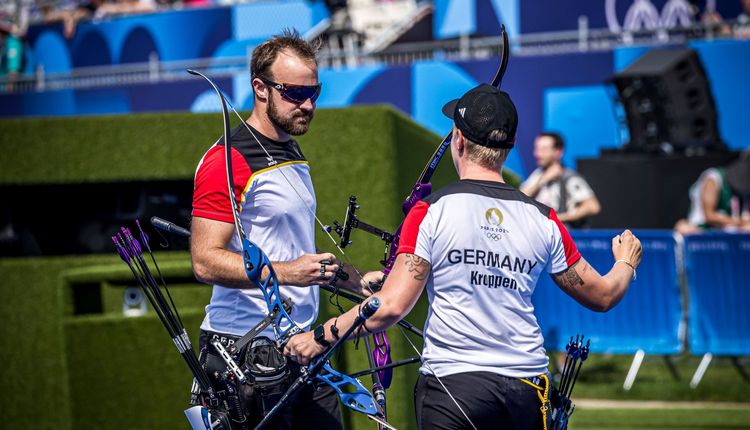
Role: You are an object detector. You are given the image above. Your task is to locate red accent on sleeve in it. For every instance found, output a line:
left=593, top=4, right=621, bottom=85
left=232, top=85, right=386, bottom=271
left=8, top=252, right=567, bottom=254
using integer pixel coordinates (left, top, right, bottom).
left=396, top=200, right=430, bottom=255
left=192, top=145, right=252, bottom=224
left=549, top=209, right=582, bottom=267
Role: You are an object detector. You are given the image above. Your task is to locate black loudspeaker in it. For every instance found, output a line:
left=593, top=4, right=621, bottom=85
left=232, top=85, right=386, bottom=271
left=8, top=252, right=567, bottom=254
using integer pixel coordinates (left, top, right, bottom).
left=613, top=48, right=724, bottom=153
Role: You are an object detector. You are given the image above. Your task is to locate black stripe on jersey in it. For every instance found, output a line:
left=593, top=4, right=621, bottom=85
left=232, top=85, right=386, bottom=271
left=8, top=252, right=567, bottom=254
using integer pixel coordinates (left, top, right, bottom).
left=214, top=123, right=307, bottom=173
left=423, top=179, right=551, bottom=217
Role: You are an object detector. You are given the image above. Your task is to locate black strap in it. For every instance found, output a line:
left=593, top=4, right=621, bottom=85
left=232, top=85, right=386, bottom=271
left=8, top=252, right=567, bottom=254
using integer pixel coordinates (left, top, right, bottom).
left=232, top=297, right=294, bottom=353
left=558, top=170, right=570, bottom=214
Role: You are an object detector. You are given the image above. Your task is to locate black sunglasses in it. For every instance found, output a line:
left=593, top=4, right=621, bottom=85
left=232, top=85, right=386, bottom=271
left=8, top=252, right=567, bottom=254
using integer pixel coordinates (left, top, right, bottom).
left=258, top=77, right=322, bottom=104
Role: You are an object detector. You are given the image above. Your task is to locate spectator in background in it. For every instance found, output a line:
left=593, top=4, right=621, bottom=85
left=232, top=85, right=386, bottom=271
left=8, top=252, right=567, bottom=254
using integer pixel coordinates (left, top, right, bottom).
left=520, top=132, right=601, bottom=228
left=181, top=0, right=212, bottom=7
left=43, top=0, right=156, bottom=39
left=674, top=151, right=750, bottom=234
left=734, top=0, right=750, bottom=37
left=738, top=0, right=750, bottom=23
left=42, top=0, right=101, bottom=38
left=0, top=20, right=24, bottom=92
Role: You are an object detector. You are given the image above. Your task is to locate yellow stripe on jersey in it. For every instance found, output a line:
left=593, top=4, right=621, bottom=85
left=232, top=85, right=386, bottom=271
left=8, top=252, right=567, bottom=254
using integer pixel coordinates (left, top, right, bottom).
left=238, top=160, right=309, bottom=212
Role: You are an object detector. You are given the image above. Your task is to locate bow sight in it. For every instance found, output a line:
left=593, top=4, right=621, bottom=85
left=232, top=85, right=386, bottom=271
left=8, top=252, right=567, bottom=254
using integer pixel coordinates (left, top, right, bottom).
left=325, top=195, right=394, bottom=267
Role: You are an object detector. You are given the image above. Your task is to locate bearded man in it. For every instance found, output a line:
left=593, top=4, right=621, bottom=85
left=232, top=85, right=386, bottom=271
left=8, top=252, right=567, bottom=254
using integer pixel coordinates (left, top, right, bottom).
left=189, top=30, right=376, bottom=429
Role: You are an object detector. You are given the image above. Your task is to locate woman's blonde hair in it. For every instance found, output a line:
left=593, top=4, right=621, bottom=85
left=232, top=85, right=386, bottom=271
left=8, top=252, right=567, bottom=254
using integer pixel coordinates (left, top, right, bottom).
left=464, top=129, right=511, bottom=170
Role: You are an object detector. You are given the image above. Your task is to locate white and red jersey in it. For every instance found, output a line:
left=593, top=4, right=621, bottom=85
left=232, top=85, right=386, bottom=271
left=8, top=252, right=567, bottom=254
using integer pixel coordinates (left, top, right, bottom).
left=398, top=179, right=581, bottom=378
left=192, top=123, right=318, bottom=338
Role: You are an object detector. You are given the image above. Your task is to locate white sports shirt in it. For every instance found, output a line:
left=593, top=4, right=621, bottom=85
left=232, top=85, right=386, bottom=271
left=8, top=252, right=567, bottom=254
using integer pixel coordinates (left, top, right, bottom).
left=398, top=179, right=581, bottom=378
left=192, top=124, right=319, bottom=338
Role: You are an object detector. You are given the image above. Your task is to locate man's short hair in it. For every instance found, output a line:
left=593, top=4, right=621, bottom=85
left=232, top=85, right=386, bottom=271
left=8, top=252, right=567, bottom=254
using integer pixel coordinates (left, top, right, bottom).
left=465, top=130, right=511, bottom=170
left=539, top=132, right=564, bottom=150
left=250, top=29, right=321, bottom=80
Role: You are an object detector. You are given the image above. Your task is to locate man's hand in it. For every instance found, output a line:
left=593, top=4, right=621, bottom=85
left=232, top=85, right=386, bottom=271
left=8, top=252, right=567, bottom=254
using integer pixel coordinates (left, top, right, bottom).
left=557, top=196, right=601, bottom=224
left=540, top=163, right=564, bottom=184
left=358, top=271, right=385, bottom=296
left=274, top=253, right=340, bottom=286
left=284, top=331, right=326, bottom=366
left=612, top=229, right=642, bottom=269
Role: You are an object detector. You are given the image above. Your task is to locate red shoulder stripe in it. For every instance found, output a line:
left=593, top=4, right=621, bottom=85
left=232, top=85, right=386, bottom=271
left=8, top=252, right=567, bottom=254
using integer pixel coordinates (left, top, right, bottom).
left=396, top=200, right=430, bottom=255
left=192, top=145, right=252, bottom=223
left=549, top=209, right=582, bottom=267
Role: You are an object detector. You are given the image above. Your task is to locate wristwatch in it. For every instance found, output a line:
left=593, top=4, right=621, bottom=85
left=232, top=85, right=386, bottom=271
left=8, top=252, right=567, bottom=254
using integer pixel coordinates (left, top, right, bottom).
left=313, top=324, right=331, bottom=347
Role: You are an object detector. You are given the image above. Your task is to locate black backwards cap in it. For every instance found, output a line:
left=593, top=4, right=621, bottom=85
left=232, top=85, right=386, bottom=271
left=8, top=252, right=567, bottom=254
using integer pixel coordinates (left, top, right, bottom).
left=441, top=83, right=518, bottom=148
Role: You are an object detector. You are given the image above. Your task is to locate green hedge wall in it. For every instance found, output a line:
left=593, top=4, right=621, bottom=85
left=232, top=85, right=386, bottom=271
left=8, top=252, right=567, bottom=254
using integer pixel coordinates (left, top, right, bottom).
left=0, top=253, right=203, bottom=430
left=0, top=105, right=519, bottom=187
left=0, top=106, right=520, bottom=430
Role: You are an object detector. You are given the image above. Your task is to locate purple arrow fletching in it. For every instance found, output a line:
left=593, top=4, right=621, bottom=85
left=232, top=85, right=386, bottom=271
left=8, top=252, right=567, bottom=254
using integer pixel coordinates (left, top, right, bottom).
left=120, top=227, right=132, bottom=246
left=131, top=236, right=142, bottom=255
left=113, top=236, right=130, bottom=262
left=122, top=227, right=142, bottom=256
left=120, top=228, right=135, bottom=255
left=116, top=233, right=128, bottom=253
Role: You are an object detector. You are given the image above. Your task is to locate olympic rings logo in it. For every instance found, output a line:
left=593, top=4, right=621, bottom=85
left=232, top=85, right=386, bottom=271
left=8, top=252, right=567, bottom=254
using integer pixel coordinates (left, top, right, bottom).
left=486, top=232, right=502, bottom=241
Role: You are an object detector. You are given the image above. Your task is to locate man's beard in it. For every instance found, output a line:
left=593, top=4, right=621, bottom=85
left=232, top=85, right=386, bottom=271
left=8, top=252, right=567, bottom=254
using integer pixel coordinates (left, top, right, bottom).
left=267, top=96, right=314, bottom=136
left=539, top=159, right=553, bottom=169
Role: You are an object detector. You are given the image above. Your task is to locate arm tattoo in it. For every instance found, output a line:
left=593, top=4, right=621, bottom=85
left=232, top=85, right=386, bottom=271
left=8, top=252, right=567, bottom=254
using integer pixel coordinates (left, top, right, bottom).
left=404, top=254, right=430, bottom=281
left=553, top=260, right=585, bottom=289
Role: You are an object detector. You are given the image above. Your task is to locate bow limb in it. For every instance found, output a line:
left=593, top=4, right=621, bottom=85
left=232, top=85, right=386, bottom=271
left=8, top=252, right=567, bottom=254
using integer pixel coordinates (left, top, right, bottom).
left=187, top=69, right=298, bottom=340
left=186, top=70, right=241, bottom=243
left=491, top=25, right=510, bottom=89
left=317, top=362, right=379, bottom=415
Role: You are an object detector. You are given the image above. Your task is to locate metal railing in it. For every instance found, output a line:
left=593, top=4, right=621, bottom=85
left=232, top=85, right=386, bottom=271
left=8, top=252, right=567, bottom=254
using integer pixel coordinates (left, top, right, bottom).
left=1, top=20, right=746, bottom=94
